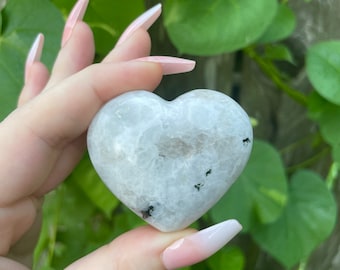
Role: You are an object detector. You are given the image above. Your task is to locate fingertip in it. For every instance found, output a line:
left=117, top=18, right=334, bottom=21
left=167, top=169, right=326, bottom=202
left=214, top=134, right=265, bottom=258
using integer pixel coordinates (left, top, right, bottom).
left=25, top=33, right=44, bottom=84
left=161, top=220, right=242, bottom=269
left=47, top=21, right=94, bottom=87
left=134, top=56, right=196, bottom=75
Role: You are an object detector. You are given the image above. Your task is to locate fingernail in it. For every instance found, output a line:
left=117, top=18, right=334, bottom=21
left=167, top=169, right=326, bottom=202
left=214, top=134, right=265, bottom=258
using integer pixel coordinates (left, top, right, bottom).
left=25, top=33, right=44, bottom=83
left=116, top=3, right=162, bottom=46
left=135, top=56, right=196, bottom=75
left=162, top=220, right=242, bottom=270
left=61, top=0, right=89, bottom=47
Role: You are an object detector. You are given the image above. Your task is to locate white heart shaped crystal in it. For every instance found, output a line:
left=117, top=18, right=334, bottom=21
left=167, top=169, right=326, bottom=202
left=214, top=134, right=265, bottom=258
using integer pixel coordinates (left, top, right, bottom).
left=87, top=89, right=253, bottom=232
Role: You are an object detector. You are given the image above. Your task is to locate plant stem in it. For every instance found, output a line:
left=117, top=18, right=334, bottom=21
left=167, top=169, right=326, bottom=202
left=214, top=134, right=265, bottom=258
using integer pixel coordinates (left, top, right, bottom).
left=244, top=47, right=308, bottom=106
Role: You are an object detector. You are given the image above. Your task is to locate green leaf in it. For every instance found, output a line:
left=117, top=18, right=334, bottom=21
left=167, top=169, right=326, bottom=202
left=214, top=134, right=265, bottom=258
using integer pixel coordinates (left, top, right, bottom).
left=70, top=153, right=119, bottom=218
left=210, top=140, right=288, bottom=232
left=308, top=92, right=340, bottom=163
left=252, top=170, right=337, bottom=268
left=163, top=0, right=278, bottom=56
left=264, top=44, right=295, bottom=64
left=306, top=41, right=340, bottom=105
left=0, top=0, right=64, bottom=120
left=257, top=3, right=296, bottom=44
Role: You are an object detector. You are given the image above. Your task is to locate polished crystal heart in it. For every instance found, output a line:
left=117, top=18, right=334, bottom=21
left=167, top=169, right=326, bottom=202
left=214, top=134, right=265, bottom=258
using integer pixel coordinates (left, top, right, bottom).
left=87, top=89, right=253, bottom=232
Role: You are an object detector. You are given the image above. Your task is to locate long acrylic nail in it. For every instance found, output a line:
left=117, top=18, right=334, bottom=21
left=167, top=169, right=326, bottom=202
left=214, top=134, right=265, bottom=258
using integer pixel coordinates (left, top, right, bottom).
left=61, top=0, right=89, bottom=47
left=116, top=3, right=162, bottom=47
left=135, top=56, right=196, bottom=75
left=25, top=33, right=44, bottom=83
left=162, top=220, right=242, bottom=270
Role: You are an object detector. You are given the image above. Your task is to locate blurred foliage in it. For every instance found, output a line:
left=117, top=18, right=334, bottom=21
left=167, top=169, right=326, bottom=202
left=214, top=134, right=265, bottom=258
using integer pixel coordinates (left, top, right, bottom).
left=0, top=0, right=338, bottom=269
left=0, top=0, right=63, bottom=119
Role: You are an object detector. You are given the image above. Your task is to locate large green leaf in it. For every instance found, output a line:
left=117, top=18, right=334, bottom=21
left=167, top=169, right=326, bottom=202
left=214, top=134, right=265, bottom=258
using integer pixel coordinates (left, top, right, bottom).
left=252, top=170, right=337, bottom=268
left=210, top=140, right=288, bottom=232
left=257, top=3, right=296, bottom=44
left=307, top=41, right=340, bottom=105
left=0, top=0, right=63, bottom=121
left=163, top=0, right=278, bottom=56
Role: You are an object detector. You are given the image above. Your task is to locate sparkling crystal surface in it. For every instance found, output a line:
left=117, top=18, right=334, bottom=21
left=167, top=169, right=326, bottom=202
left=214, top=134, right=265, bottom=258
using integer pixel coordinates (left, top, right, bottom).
left=87, top=89, right=253, bottom=232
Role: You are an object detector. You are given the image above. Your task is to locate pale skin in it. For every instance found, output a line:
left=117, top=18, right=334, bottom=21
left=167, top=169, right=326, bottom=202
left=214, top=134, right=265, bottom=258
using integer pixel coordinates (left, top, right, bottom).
left=0, top=22, right=196, bottom=269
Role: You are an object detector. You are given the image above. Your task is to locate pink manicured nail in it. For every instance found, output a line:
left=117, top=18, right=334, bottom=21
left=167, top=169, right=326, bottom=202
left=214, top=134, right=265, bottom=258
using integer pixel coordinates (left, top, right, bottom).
left=116, top=3, right=162, bottom=46
left=162, top=220, right=242, bottom=270
left=61, top=0, right=89, bottom=47
left=25, top=33, right=44, bottom=83
left=135, top=56, right=196, bottom=75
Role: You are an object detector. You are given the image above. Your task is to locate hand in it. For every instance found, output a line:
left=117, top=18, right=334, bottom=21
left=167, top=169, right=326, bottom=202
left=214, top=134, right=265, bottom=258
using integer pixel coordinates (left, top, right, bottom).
left=0, top=1, right=241, bottom=269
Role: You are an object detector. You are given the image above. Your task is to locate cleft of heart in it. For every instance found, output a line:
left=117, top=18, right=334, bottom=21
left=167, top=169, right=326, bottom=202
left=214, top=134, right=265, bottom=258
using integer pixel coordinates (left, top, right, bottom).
left=87, top=89, right=253, bottom=232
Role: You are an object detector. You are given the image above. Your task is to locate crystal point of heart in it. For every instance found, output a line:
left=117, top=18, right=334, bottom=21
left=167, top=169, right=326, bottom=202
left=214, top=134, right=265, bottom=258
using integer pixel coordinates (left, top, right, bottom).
left=87, top=89, right=253, bottom=232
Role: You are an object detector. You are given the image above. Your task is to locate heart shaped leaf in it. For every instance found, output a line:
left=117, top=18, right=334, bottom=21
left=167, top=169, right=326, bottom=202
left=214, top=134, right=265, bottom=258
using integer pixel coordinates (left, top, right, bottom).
left=0, top=0, right=64, bottom=120
left=163, top=0, right=278, bottom=55
left=307, top=41, right=340, bottom=105
left=210, top=140, right=288, bottom=232
left=252, top=170, right=337, bottom=268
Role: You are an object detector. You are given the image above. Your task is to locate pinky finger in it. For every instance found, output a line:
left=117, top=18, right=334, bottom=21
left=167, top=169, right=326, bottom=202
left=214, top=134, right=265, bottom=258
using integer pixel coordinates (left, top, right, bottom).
left=18, top=34, right=50, bottom=107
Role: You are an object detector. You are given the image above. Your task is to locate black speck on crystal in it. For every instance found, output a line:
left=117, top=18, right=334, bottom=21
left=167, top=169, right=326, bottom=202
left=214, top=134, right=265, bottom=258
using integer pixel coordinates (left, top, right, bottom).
left=194, top=183, right=204, bottom=191
left=141, top=205, right=154, bottom=219
left=242, top=137, right=251, bottom=145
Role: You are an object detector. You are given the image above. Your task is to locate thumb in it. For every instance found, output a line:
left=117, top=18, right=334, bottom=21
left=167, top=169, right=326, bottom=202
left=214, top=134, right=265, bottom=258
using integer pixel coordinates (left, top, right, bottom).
left=65, top=220, right=242, bottom=270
